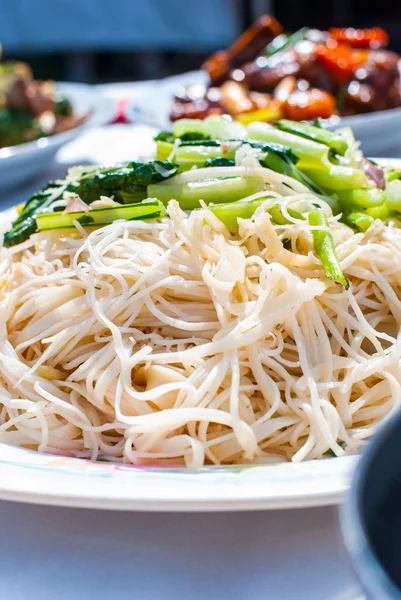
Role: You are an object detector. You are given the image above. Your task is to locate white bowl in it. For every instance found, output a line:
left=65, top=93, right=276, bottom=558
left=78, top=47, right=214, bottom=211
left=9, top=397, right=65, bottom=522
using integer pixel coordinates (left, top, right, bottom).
left=0, top=82, right=116, bottom=190
left=129, top=70, right=401, bottom=158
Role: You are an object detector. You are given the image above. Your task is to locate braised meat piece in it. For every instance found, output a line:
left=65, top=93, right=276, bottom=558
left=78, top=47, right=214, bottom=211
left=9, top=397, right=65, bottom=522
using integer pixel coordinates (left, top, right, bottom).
left=0, top=57, right=86, bottom=148
left=202, top=15, right=282, bottom=85
left=344, top=50, right=401, bottom=114
left=239, top=50, right=302, bottom=93
left=239, top=42, right=335, bottom=94
left=170, top=17, right=401, bottom=124
left=6, top=79, right=55, bottom=116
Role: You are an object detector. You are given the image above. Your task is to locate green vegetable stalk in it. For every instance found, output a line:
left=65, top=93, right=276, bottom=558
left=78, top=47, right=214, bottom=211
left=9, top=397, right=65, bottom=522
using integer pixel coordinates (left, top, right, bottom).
left=3, top=160, right=179, bottom=247
left=148, top=176, right=265, bottom=210
left=337, top=188, right=385, bottom=209
left=308, top=208, right=349, bottom=289
left=36, top=200, right=165, bottom=232
left=156, top=140, right=230, bottom=169
left=248, top=121, right=368, bottom=190
left=343, top=212, right=374, bottom=232
left=207, top=198, right=304, bottom=233
left=275, top=120, right=348, bottom=156
left=248, top=122, right=332, bottom=168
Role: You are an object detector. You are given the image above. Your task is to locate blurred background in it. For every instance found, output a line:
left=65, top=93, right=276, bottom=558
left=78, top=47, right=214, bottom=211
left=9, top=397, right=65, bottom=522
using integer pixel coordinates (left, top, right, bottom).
left=1, top=0, right=400, bottom=83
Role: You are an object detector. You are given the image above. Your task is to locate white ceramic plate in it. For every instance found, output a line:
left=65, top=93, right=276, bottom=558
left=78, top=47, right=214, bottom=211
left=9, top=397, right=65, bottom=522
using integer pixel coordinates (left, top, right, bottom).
left=0, top=82, right=116, bottom=190
left=0, top=203, right=360, bottom=512
left=0, top=157, right=398, bottom=512
left=0, top=442, right=357, bottom=511
left=129, top=71, right=401, bottom=158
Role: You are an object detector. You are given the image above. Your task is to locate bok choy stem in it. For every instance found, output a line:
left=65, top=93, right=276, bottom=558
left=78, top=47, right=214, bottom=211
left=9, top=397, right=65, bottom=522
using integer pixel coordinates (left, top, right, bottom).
left=36, top=200, right=165, bottom=232
left=308, top=208, right=349, bottom=289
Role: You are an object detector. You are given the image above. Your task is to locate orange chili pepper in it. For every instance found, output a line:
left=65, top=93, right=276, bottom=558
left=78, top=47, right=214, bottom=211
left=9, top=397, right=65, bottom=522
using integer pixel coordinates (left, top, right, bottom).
left=329, top=27, right=389, bottom=49
left=282, top=88, right=336, bottom=121
left=316, top=42, right=368, bottom=83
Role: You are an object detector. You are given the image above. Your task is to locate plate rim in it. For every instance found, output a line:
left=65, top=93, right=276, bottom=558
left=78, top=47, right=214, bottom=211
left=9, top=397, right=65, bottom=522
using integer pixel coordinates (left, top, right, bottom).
left=127, top=69, right=401, bottom=130
left=0, top=81, right=116, bottom=160
left=0, top=443, right=358, bottom=511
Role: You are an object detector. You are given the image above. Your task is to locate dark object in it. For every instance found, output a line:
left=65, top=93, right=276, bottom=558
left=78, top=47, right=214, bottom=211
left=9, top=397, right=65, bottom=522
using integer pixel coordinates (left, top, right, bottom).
left=343, top=51, right=401, bottom=115
left=341, top=410, right=401, bottom=598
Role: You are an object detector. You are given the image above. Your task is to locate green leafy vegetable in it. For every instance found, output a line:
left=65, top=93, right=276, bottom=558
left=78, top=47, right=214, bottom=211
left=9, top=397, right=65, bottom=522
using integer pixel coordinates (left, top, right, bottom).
left=75, top=160, right=179, bottom=203
left=4, top=160, right=179, bottom=247
left=178, top=140, right=223, bottom=147
left=204, top=157, right=235, bottom=168
left=153, top=131, right=176, bottom=143
left=3, top=217, right=38, bottom=248
left=312, top=118, right=323, bottom=128
left=324, top=440, right=346, bottom=458
left=76, top=214, right=95, bottom=226
left=54, top=96, right=73, bottom=117
left=154, top=130, right=211, bottom=143
left=0, top=108, right=44, bottom=147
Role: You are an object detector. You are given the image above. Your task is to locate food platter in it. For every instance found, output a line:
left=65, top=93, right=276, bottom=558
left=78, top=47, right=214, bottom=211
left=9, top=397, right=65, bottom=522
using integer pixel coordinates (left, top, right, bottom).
left=0, top=127, right=398, bottom=512
left=129, top=71, right=401, bottom=157
left=0, top=82, right=116, bottom=190
left=0, top=207, right=361, bottom=512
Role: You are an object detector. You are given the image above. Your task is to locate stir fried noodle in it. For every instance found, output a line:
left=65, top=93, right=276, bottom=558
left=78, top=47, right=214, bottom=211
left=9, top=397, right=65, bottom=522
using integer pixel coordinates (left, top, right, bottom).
left=1, top=195, right=401, bottom=467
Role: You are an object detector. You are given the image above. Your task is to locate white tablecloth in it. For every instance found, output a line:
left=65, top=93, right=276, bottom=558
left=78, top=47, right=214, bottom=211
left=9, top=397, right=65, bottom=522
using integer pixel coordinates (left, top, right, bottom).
left=0, top=115, right=364, bottom=600
left=0, top=500, right=363, bottom=600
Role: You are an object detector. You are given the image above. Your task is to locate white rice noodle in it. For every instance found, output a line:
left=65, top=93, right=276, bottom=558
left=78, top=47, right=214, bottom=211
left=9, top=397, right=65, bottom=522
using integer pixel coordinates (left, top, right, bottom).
left=1, top=197, right=401, bottom=467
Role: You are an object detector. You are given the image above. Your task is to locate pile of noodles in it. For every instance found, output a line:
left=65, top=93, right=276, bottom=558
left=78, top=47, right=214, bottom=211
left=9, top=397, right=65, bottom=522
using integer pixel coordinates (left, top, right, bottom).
left=1, top=192, right=401, bottom=467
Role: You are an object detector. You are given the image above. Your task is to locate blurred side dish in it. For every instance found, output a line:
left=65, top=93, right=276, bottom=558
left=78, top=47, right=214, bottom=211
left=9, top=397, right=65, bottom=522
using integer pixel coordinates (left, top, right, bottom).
left=0, top=48, right=87, bottom=149
left=170, top=15, right=401, bottom=124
